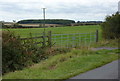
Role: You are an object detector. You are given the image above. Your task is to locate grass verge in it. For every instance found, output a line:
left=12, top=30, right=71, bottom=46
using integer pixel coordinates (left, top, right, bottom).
left=90, top=39, right=119, bottom=48
left=3, top=48, right=119, bottom=79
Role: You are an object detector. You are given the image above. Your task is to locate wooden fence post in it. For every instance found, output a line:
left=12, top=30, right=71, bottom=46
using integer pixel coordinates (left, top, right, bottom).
left=96, top=30, right=99, bottom=42
left=48, top=31, right=52, bottom=47
left=42, top=32, right=46, bottom=47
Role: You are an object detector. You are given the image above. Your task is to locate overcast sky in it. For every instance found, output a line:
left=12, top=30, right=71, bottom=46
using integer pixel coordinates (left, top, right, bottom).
left=0, top=0, right=119, bottom=22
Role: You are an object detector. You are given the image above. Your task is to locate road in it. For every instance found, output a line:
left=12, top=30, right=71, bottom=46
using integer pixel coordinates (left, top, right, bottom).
left=66, top=60, right=119, bottom=80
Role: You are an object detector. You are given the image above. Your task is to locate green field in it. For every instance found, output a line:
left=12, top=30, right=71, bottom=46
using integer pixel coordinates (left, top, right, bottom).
left=4, top=25, right=102, bottom=47
left=4, top=25, right=101, bottom=38
left=3, top=25, right=101, bottom=48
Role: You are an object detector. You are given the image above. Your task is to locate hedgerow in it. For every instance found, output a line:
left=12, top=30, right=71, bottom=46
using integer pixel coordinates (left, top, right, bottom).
left=2, top=31, right=46, bottom=74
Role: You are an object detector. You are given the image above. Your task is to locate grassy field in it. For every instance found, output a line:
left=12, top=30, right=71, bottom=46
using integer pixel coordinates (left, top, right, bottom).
left=2, top=25, right=119, bottom=79
left=4, top=25, right=102, bottom=47
left=4, top=25, right=101, bottom=38
left=3, top=48, right=119, bottom=79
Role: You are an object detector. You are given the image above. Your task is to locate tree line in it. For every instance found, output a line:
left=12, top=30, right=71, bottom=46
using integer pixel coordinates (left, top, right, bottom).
left=17, top=19, right=75, bottom=25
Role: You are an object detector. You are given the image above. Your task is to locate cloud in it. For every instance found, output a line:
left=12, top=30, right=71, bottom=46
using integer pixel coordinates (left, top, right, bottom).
left=0, top=0, right=119, bottom=22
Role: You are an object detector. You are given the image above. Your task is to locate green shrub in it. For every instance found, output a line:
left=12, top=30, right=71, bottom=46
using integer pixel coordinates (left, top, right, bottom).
left=2, top=31, right=46, bottom=74
left=101, top=12, right=120, bottom=39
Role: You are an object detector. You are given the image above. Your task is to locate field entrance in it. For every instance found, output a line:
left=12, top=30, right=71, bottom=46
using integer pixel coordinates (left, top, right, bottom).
left=6, top=25, right=100, bottom=48
left=20, top=30, right=98, bottom=48
left=52, top=30, right=98, bottom=48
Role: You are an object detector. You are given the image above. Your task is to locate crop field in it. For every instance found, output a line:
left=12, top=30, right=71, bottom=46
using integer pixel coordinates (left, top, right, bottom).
left=4, top=25, right=102, bottom=48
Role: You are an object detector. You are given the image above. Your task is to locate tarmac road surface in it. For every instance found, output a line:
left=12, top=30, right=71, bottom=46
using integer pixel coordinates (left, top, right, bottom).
left=67, top=60, right=119, bottom=80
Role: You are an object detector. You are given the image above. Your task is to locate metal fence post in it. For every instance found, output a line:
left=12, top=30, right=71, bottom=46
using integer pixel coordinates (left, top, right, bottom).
left=96, top=30, right=99, bottom=42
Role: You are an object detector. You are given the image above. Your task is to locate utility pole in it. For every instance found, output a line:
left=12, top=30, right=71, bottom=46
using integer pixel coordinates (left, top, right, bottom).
left=42, top=8, right=46, bottom=47
left=42, top=8, right=46, bottom=33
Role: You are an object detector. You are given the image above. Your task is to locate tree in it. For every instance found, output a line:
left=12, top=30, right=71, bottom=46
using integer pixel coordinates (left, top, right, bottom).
left=77, top=21, right=80, bottom=23
left=101, top=12, right=120, bottom=39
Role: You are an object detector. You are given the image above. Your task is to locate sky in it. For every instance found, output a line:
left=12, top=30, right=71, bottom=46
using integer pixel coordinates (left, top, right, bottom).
left=0, top=0, right=119, bottom=22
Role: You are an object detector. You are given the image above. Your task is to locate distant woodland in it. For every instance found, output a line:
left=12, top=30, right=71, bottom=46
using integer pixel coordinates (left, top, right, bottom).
left=17, top=19, right=75, bottom=25
left=2, top=19, right=102, bottom=28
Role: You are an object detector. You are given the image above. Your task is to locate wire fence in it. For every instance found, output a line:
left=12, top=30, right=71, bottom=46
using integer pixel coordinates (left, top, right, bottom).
left=52, top=32, right=97, bottom=48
